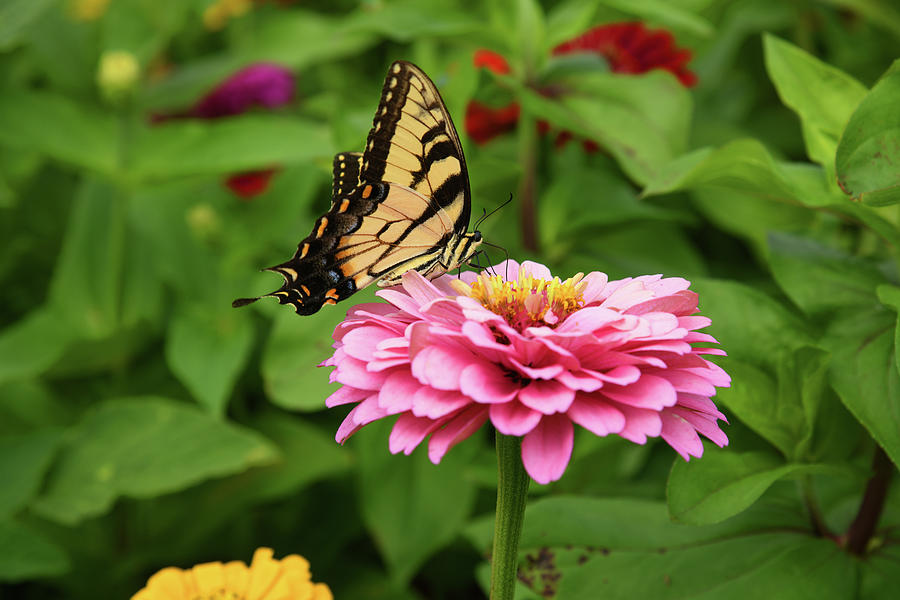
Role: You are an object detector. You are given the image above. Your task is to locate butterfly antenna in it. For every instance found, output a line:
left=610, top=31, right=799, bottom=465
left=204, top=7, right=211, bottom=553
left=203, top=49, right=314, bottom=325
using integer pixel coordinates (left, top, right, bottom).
left=474, top=193, right=513, bottom=231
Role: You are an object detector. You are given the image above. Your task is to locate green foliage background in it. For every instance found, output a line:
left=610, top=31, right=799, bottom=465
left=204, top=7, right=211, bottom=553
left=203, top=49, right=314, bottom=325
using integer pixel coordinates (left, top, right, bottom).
left=2, top=0, right=900, bottom=598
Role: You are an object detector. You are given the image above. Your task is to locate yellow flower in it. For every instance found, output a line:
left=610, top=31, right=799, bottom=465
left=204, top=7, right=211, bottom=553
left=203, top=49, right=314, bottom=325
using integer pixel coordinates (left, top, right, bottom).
left=96, top=50, right=140, bottom=102
left=132, top=548, right=333, bottom=600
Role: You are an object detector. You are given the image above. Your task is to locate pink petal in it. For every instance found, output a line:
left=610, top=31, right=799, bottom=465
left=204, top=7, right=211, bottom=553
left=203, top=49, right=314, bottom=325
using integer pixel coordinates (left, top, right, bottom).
left=518, top=380, right=575, bottom=414
left=670, top=407, right=729, bottom=447
left=507, top=357, right=564, bottom=380
left=325, top=385, right=369, bottom=408
left=627, top=290, right=698, bottom=316
left=567, top=393, right=625, bottom=436
left=401, top=270, right=447, bottom=305
left=555, top=307, right=622, bottom=334
left=521, top=415, right=574, bottom=484
left=600, top=374, right=677, bottom=410
left=579, top=272, right=609, bottom=304
left=376, top=288, right=424, bottom=316
left=556, top=370, right=605, bottom=392
left=353, top=393, right=390, bottom=426
left=679, top=316, right=711, bottom=330
left=378, top=371, right=420, bottom=413
left=677, top=393, right=728, bottom=421
left=615, top=403, right=662, bottom=444
left=411, top=344, right=474, bottom=390
left=427, top=405, right=489, bottom=463
left=389, top=413, right=440, bottom=455
left=412, top=387, right=471, bottom=419
left=518, top=260, right=553, bottom=280
left=460, top=361, right=521, bottom=403
left=334, top=357, right=387, bottom=390
left=421, top=298, right=467, bottom=323
left=339, top=326, right=397, bottom=361
left=661, top=370, right=718, bottom=396
left=660, top=411, right=704, bottom=460
left=644, top=276, right=690, bottom=296
left=490, top=400, right=542, bottom=435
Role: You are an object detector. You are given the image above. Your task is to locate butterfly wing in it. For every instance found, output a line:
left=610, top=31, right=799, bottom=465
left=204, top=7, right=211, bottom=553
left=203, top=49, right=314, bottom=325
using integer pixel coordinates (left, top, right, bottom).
left=361, top=61, right=472, bottom=234
left=332, top=152, right=363, bottom=202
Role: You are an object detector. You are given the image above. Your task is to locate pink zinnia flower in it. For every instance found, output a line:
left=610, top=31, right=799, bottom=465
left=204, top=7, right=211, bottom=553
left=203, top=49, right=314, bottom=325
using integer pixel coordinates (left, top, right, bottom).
left=323, top=261, right=729, bottom=484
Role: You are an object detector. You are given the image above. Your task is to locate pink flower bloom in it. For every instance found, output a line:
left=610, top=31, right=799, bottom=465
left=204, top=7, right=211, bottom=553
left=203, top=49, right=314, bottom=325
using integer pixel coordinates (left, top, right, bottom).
left=322, top=261, right=729, bottom=484
left=190, top=63, right=295, bottom=119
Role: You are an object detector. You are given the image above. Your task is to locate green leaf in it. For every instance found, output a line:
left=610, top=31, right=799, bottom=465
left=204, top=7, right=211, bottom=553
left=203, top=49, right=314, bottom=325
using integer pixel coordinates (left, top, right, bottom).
left=824, top=305, right=900, bottom=469
left=836, top=60, right=900, bottom=205
left=767, top=232, right=884, bottom=318
left=165, top=306, right=254, bottom=415
left=516, top=71, right=691, bottom=185
left=130, top=115, right=333, bottom=180
left=545, top=0, right=602, bottom=49
left=643, top=139, right=844, bottom=207
left=763, top=34, right=867, bottom=170
left=689, top=279, right=814, bottom=371
left=717, top=347, right=832, bottom=460
left=261, top=285, right=378, bottom=412
left=32, top=397, right=277, bottom=524
left=515, top=0, right=547, bottom=75
left=598, top=0, right=715, bottom=37
left=0, top=430, right=60, bottom=517
left=344, top=0, right=481, bottom=42
left=0, top=520, right=69, bottom=582
left=667, top=448, right=830, bottom=525
left=860, top=545, right=900, bottom=597
left=0, top=0, right=55, bottom=50
left=356, top=421, right=478, bottom=585
left=556, top=532, right=854, bottom=600
left=0, top=91, right=116, bottom=173
left=0, top=309, right=74, bottom=385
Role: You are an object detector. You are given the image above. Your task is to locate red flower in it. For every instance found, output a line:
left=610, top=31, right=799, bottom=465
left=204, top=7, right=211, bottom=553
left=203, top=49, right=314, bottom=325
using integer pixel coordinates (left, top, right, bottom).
left=465, top=23, right=697, bottom=146
left=553, top=22, right=697, bottom=87
left=225, top=169, right=278, bottom=199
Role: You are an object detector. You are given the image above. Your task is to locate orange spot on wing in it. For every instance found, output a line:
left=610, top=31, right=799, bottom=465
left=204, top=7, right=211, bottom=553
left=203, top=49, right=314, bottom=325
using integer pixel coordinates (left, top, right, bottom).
left=300, top=285, right=311, bottom=296
left=325, top=288, right=339, bottom=300
left=339, top=199, right=350, bottom=213
left=316, top=217, right=329, bottom=238
left=362, top=185, right=373, bottom=199
left=300, top=243, right=310, bottom=258
left=324, top=298, right=337, bottom=305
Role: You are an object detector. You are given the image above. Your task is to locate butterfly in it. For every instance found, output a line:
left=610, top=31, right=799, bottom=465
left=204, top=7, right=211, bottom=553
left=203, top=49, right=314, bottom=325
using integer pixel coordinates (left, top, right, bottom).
left=233, top=61, right=483, bottom=315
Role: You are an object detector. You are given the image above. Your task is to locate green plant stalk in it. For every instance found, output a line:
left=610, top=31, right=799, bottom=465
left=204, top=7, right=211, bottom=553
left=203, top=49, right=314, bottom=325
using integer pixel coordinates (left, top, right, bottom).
left=517, top=112, right=539, bottom=252
left=490, top=432, right=530, bottom=600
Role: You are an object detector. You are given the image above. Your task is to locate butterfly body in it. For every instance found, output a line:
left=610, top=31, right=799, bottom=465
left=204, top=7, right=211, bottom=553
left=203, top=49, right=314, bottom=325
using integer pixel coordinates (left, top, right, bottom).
left=234, top=61, right=482, bottom=315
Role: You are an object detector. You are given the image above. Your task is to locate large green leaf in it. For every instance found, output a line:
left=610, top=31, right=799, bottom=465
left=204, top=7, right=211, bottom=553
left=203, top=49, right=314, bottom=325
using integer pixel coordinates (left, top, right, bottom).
left=0, top=310, right=74, bottom=385
left=835, top=60, right=900, bottom=206
left=0, top=91, right=116, bottom=173
left=165, top=306, right=254, bottom=415
left=0, top=430, right=60, bottom=517
left=129, top=115, right=333, bottom=180
left=355, top=420, right=478, bottom=585
left=555, top=532, right=854, bottom=600
left=598, top=0, right=714, bottom=37
left=689, top=279, right=814, bottom=371
left=667, top=448, right=833, bottom=525
left=767, top=232, right=884, bottom=318
left=762, top=34, right=867, bottom=172
left=0, top=0, right=55, bottom=50
left=824, top=302, right=900, bottom=469
left=716, top=346, right=832, bottom=460
left=514, top=71, right=691, bottom=185
left=642, top=139, right=845, bottom=208
left=261, top=285, right=378, bottom=412
left=0, top=520, right=69, bottom=582
left=32, top=397, right=277, bottom=524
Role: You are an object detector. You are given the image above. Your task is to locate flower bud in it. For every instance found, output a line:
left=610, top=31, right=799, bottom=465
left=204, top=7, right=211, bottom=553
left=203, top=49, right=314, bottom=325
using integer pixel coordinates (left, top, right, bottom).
left=97, top=50, right=140, bottom=103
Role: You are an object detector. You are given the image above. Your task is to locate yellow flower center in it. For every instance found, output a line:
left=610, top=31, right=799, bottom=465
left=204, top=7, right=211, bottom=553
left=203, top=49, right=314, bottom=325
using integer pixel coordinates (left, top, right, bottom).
left=453, top=270, right=587, bottom=329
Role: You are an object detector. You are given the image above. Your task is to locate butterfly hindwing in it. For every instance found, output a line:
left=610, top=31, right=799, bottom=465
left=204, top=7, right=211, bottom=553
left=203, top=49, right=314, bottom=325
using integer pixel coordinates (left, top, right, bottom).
left=331, top=152, right=363, bottom=201
left=361, top=61, right=472, bottom=234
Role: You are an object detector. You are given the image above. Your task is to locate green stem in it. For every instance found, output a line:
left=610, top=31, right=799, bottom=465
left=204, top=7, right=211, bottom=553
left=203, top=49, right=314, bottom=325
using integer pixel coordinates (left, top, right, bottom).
left=798, top=475, right=829, bottom=537
left=490, top=432, right=530, bottom=600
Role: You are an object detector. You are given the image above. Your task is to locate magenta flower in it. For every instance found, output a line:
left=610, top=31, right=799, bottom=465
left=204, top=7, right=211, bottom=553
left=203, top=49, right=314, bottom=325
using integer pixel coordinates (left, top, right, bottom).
left=323, top=261, right=729, bottom=484
left=190, top=62, right=295, bottom=119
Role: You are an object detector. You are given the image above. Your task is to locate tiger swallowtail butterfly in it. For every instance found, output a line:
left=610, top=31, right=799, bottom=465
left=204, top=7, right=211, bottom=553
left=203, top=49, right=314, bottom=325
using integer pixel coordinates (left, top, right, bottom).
left=233, top=61, right=483, bottom=315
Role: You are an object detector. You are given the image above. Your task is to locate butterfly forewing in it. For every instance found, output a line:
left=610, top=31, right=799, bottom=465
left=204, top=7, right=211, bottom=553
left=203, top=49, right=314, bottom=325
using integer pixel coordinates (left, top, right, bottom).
left=331, top=152, right=363, bottom=202
left=361, top=61, right=472, bottom=234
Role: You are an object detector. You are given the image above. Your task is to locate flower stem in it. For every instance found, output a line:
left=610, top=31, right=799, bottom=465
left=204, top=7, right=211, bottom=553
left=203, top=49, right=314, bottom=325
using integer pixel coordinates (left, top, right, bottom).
left=490, top=432, right=530, bottom=600
left=846, top=446, right=894, bottom=555
left=517, top=113, right=539, bottom=253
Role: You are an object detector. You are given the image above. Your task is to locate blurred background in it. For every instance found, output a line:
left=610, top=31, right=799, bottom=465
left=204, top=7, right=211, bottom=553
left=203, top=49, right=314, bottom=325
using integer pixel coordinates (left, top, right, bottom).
left=1, top=0, right=899, bottom=598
